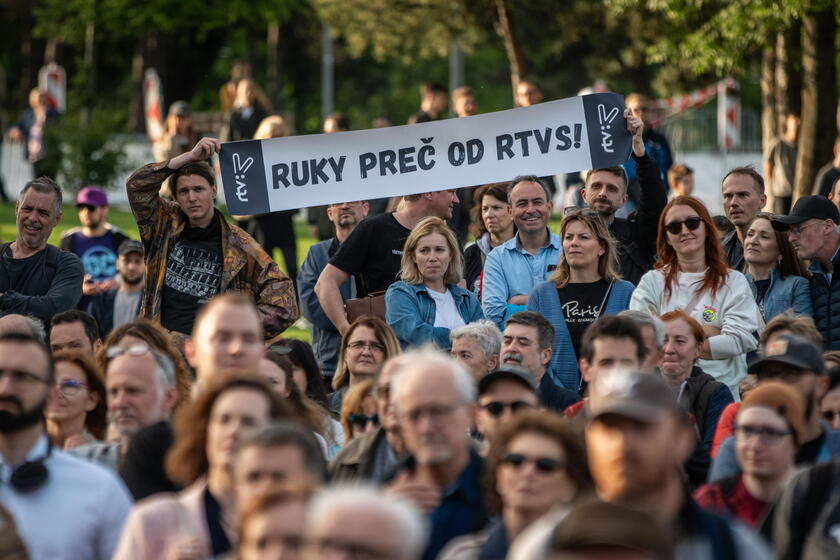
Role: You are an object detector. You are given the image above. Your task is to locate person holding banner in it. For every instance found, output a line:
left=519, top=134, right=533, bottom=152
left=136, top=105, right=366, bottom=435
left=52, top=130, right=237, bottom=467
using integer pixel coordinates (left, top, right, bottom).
left=125, top=137, right=298, bottom=342
left=580, top=107, right=667, bottom=286
left=385, top=217, right=484, bottom=350
left=315, top=188, right=459, bottom=335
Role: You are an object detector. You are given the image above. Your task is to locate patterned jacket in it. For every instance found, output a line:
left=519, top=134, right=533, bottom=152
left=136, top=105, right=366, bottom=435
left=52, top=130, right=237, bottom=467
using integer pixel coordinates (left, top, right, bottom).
left=126, top=161, right=298, bottom=340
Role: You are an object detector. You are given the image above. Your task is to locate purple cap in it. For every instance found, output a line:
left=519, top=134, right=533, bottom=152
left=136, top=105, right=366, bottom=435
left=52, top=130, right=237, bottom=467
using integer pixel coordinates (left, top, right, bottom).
left=76, top=186, right=109, bottom=207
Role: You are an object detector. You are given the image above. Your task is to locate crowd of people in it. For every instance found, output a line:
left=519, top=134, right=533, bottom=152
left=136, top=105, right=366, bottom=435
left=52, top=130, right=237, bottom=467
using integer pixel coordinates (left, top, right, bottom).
left=3, top=78, right=840, bottom=560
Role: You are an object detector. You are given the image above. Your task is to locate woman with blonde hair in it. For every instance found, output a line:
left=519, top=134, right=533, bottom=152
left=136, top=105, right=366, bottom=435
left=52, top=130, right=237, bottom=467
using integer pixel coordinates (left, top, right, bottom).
left=340, top=379, right=378, bottom=442
left=328, top=316, right=399, bottom=413
left=527, top=209, right=634, bottom=390
left=385, top=216, right=484, bottom=349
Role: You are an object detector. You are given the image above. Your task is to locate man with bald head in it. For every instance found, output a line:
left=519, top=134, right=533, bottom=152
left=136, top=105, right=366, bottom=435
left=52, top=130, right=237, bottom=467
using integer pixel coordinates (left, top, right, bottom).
left=387, top=349, right=487, bottom=560
left=185, top=292, right=265, bottom=385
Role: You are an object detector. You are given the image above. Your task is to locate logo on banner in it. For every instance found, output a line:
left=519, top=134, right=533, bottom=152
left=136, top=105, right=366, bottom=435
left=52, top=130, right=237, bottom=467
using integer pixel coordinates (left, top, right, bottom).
left=233, top=153, right=255, bottom=203
left=597, top=104, right=620, bottom=153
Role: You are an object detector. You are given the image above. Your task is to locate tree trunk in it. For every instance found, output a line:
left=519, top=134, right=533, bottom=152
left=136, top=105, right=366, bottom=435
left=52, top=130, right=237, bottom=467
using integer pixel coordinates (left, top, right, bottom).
left=80, top=2, right=96, bottom=128
left=784, top=26, right=802, bottom=116
left=794, top=6, right=837, bottom=200
left=774, top=31, right=789, bottom=133
left=127, top=35, right=146, bottom=133
left=760, top=44, right=777, bottom=160
left=493, top=0, right=527, bottom=105
left=266, top=22, right=280, bottom=110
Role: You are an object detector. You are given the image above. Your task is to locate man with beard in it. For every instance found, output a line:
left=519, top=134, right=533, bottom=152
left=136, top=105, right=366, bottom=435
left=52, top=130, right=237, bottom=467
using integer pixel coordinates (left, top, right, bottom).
left=580, top=108, right=667, bottom=285
left=0, top=332, right=131, bottom=559
left=0, top=177, right=83, bottom=327
left=721, top=166, right=767, bottom=271
left=299, top=200, right=369, bottom=380
left=585, top=369, right=772, bottom=558
left=710, top=335, right=840, bottom=482
left=499, top=311, right=581, bottom=412
left=60, top=186, right=130, bottom=308
left=89, top=240, right=146, bottom=337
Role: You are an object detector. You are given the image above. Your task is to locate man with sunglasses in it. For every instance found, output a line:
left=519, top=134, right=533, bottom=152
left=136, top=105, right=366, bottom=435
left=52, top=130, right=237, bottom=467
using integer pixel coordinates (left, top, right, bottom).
left=709, top=335, right=840, bottom=483
left=0, top=332, right=132, bottom=560
left=772, top=195, right=840, bottom=350
left=475, top=366, right=538, bottom=446
left=60, top=186, right=130, bottom=308
left=580, top=107, right=667, bottom=285
left=71, top=342, right=178, bottom=471
left=585, top=370, right=772, bottom=558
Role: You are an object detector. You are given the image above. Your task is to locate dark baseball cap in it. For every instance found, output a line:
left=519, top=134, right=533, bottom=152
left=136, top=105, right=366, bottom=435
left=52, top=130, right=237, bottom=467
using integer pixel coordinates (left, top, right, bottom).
left=588, top=370, right=681, bottom=423
left=772, top=195, right=840, bottom=229
left=118, top=239, right=144, bottom=257
left=748, top=334, right=824, bottom=375
left=477, top=365, right=537, bottom=396
left=76, top=186, right=108, bottom=207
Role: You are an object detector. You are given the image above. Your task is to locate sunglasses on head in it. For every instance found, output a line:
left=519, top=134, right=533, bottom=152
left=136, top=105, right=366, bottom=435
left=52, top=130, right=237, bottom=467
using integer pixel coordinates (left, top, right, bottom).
left=501, top=453, right=564, bottom=474
left=562, top=207, right=600, bottom=218
left=480, top=400, right=533, bottom=418
left=664, top=216, right=702, bottom=235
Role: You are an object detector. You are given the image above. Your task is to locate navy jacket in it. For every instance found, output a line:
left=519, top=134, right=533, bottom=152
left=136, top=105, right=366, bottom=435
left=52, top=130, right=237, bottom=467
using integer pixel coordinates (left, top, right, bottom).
left=809, top=245, right=840, bottom=350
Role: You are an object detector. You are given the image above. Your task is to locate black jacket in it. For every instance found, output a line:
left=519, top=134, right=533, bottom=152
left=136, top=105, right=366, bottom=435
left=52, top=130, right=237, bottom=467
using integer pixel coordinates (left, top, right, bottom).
left=810, top=246, right=840, bottom=350
left=609, top=154, right=667, bottom=285
left=89, top=288, right=142, bottom=338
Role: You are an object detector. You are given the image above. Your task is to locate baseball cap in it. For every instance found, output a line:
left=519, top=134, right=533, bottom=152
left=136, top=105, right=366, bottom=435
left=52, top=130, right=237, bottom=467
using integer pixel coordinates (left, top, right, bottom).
left=588, top=370, right=681, bottom=423
left=477, top=365, right=537, bottom=396
left=550, top=499, right=672, bottom=557
left=75, top=186, right=108, bottom=207
left=772, top=195, right=840, bottom=229
left=738, top=381, right=806, bottom=447
left=118, top=239, right=144, bottom=257
left=748, top=335, right=824, bottom=376
left=169, top=101, right=191, bottom=117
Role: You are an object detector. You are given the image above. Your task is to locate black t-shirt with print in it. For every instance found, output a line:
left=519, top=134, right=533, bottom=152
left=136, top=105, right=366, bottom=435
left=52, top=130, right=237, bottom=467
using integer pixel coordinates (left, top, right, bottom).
left=329, top=212, right=411, bottom=296
left=557, top=279, right=610, bottom=358
left=161, top=215, right=223, bottom=334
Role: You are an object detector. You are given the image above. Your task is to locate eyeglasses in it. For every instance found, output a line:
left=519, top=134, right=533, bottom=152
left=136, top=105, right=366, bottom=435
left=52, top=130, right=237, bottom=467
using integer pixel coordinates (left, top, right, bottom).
left=664, top=216, right=702, bottom=235
left=0, top=369, right=48, bottom=387
left=347, top=341, right=386, bottom=353
left=789, top=221, right=822, bottom=236
left=733, top=424, right=792, bottom=445
left=106, top=343, right=152, bottom=360
left=349, top=413, right=379, bottom=429
left=500, top=453, right=564, bottom=474
left=823, top=410, right=840, bottom=423
left=54, top=379, right=88, bottom=397
left=480, top=400, right=533, bottom=418
left=563, top=207, right=600, bottom=218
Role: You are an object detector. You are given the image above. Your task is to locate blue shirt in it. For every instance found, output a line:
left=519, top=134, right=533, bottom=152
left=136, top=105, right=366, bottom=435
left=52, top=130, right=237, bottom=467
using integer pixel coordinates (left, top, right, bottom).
left=481, top=229, right=562, bottom=326
left=419, top=449, right=487, bottom=560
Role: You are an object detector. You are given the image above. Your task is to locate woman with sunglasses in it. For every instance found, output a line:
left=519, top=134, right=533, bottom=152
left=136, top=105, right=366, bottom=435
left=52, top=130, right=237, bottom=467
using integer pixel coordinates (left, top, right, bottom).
left=46, top=351, right=107, bottom=450
left=440, top=410, right=591, bottom=560
left=329, top=316, right=400, bottom=414
left=340, top=379, right=379, bottom=441
left=114, top=374, right=293, bottom=559
left=742, top=213, right=812, bottom=322
left=386, top=216, right=484, bottom=350
left=527, top=209, right=634, bottom=390
left=631, top=196, right=761, bottom=398
left=694, top=382, right=802, bottom=528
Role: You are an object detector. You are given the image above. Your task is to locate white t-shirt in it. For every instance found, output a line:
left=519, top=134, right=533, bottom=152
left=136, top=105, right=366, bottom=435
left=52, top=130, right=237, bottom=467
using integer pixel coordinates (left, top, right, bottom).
left=428, top=288, right=466, bottom=330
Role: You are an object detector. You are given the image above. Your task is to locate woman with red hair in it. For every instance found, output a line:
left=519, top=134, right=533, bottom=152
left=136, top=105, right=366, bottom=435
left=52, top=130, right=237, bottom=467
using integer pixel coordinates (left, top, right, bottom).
left=631, top=196, right=760, bottom=399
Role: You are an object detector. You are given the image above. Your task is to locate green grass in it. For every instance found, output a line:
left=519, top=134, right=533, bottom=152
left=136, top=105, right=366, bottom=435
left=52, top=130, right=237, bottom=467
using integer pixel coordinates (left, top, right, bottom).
left=0, top=202, right=316, bottom=342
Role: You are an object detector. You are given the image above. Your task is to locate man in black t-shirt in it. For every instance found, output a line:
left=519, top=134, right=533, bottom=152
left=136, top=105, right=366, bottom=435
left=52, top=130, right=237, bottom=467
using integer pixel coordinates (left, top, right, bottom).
left=315, top=189, right=460, bottom=334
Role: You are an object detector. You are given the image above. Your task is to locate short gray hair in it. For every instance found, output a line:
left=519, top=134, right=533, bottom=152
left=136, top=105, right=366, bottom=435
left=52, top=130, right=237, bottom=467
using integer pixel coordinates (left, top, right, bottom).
left=0, top=313, right=46, bottom=343
left=450, top=319, right=502, bottom=359
left=619, top=310, right=665, bottom=349
left=148, top=347, right=176, bottom=390
left=307, top=485, right=428, bottom=559
left=20, top=176, right=63, bottom=215
left=390, top=347, right=476, bottom=407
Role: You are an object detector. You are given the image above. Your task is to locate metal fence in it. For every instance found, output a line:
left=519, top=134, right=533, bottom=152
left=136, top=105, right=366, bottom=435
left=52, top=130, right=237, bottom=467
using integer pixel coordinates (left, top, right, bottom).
left=660, top=104, right=762, bottom=155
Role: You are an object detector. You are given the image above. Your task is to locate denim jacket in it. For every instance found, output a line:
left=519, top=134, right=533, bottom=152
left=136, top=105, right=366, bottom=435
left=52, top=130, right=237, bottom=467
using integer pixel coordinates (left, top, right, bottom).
left=746, top=269, right=812, bottom=322
left=385, top=281, right=484, bottom=350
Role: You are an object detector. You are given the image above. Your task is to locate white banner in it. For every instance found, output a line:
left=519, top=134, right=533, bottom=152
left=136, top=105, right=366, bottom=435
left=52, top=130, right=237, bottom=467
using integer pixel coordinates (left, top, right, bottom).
left=219, top=92, right=632, bottom=214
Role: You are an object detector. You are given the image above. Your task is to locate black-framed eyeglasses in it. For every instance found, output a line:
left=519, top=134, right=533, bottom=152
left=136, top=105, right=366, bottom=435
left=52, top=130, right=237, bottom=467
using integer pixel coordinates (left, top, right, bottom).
left=664, top=216, right=702, bottom=235
left=733, top=424, right=792, bottom=445
left=501, top=453, right=564, bottom=474
left=347, top=340, right=386, bottom=353
left=348, top=413, right=379, bottom=429
left=54, top=379, right=88, bottom=397
left=480, top=400, right=533, bottom=418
